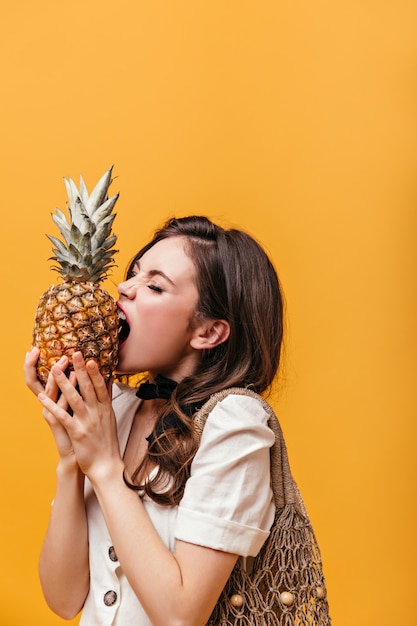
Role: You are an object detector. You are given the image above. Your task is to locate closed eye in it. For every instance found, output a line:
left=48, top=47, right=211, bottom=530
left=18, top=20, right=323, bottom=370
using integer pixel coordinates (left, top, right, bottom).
left=148, top=284, right=164, bottom=293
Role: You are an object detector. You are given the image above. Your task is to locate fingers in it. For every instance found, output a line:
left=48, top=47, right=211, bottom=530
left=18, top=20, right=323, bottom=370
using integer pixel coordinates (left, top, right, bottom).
left=72, top=352, right=110, bottom=406
left=85, top=359, right=110, bottom=405
left=45, top=355, right=70, bottom=400
left=38, top=391, right=73, bottom=429
left=48, top=352, right=109, bottom=412
left=24, top=347, right=44, bottom=396
left=24, top=348, right=71, bottom=401
left=50, top=362, right=86, bottom=417
left=41, top=403, right=60, bottom=427
left=40, top=367, right=81, bottom=423
left=107, top=376, right=114, bottom=400
left=41, top=352, right=111, bottom=432
left=56, top=370, right=77, bottom=411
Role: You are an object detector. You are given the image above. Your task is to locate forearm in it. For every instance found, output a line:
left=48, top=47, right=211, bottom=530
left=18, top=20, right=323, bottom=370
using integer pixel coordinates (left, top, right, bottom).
left=35, top=357, right=236, bottom=624
left=39, top=458, right=89, bottom=619
left=90, top=461, right=236, bottom=626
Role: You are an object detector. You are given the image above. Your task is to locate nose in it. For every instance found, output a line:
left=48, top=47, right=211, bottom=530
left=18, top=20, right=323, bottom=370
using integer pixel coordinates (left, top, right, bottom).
left=117, top=277, right=137, bottom=299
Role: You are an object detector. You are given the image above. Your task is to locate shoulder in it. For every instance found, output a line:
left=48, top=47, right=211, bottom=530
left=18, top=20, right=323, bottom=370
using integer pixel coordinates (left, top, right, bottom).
left=193, top=390, right=275, bottom=462
left=194, top=389, right=274, bottom=442
left=209, top=391, right=271, bottom=421
left=177, top=390, right=276, bottom=556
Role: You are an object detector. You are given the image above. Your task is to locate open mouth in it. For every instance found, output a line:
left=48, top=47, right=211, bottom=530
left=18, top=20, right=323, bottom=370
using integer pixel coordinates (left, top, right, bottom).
left=117, top=306, right=131, bottom=346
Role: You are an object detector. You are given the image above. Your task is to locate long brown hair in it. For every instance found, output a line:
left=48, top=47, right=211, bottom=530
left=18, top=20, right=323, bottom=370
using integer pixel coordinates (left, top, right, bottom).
left=123, top=216, right=284, bottom=505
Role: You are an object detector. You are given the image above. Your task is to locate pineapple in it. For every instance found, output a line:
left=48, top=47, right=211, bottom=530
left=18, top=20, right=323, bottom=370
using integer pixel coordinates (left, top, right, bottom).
left=33, top=166, right=120, bottom=385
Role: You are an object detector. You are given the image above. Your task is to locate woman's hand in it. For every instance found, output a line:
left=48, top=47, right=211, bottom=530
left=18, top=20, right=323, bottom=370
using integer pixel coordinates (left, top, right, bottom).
left=24, top=347, right=61, bottom=400
left=25, top=348, right=76, bottom=462
left=38, top=352, right=122, bottom=481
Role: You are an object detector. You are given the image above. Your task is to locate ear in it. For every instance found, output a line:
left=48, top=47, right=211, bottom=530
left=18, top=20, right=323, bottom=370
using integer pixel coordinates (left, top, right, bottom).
left=190, top=319, right=230, bottom=351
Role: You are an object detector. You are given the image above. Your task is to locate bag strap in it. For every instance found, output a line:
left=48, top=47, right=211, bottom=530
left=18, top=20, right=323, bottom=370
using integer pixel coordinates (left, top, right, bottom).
left=193, top=387, right=306, bottom=514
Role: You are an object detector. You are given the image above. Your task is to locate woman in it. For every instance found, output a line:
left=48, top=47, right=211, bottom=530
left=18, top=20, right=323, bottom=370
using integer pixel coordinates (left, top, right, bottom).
left=24, top=215, right=284, bottom=625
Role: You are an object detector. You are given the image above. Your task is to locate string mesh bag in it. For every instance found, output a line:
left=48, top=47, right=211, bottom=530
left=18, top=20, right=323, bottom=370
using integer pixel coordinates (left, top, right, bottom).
left=193, top=388, right=332, bottom=626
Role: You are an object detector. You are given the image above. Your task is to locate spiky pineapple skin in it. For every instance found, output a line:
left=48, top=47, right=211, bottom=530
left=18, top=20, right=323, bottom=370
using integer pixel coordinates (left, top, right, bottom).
left=33, top=281, right=119, bottom=385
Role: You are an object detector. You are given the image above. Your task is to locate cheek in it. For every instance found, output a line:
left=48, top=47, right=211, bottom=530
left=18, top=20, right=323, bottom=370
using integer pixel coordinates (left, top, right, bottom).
left=140, top=291, right=195, bottom=324
left=153, top=308, right=193, bottom=344
left=155, top=306, right=198, bottom=350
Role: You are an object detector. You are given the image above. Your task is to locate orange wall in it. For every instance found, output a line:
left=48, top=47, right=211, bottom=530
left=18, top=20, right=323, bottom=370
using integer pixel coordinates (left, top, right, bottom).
left=1, top=2, right=416, bottom=625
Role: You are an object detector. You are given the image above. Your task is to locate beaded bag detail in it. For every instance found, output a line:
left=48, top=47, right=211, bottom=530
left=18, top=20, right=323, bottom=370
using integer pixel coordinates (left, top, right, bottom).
left=193, top=388, right=331, bottom=626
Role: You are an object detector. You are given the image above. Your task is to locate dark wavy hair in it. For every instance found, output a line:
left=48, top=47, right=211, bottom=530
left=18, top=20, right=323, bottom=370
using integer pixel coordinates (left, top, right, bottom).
left=123, top=216, right=284, bottom=505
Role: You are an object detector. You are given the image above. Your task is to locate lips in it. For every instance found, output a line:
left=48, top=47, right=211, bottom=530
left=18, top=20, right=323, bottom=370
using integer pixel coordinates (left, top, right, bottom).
left=117, top=304, right=131, bottom=346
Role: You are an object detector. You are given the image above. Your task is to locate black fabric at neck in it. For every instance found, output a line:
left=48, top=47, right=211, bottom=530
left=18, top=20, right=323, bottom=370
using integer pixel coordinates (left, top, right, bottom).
left=136, top=374, right=178, bottom=400
left=136, top=374, right=199, bottom=446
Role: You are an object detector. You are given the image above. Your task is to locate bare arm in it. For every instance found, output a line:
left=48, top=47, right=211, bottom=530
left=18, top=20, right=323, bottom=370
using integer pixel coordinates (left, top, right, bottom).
left=24, top=349, right=90, bottom=619
left=92, top=465, right=238, bottom=626
left=39, top=458, right=89, bottom=619
left=38, top=352, right=238, bottom=626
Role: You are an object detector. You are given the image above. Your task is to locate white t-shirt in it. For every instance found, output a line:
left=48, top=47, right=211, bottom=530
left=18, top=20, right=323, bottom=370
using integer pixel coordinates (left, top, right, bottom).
left=80, top=383, right=275, bottom=626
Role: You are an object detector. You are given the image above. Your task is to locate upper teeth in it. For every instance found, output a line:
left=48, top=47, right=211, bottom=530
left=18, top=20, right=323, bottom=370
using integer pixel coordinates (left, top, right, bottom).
left=118, top=309, right=126, bottom=321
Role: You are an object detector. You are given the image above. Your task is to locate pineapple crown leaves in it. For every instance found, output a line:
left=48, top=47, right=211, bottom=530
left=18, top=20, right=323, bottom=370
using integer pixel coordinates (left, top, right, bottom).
left=47, top=166, right=119, bottom=283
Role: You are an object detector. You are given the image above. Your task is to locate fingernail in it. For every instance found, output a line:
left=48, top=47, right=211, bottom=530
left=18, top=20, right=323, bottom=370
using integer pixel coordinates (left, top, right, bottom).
left=52, top=365, right=63, bottom=376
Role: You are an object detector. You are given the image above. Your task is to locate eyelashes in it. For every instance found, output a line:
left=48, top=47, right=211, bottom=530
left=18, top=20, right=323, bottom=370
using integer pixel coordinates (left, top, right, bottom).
left=125, top=266, right=164, bottom=294
left=125, top=272, right=164, bottom=294
left=147, top=284, right=163, bottom=294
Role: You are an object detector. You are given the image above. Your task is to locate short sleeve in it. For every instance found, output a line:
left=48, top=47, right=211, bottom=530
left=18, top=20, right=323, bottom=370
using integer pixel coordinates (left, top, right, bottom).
left=175, top=394, right=276, bottom=557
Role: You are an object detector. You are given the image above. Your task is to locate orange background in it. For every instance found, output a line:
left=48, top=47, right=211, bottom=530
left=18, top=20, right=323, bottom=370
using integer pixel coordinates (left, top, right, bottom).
left=1, top=2, right=416, bottom=625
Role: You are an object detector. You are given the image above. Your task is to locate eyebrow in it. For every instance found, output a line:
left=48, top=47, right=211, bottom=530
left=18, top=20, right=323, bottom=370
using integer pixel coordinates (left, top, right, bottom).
left=134, top=261, right=176, bottom=286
